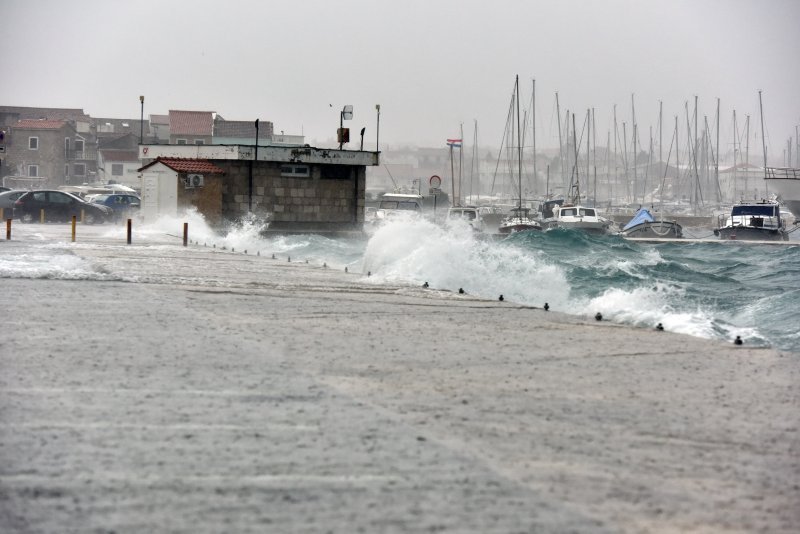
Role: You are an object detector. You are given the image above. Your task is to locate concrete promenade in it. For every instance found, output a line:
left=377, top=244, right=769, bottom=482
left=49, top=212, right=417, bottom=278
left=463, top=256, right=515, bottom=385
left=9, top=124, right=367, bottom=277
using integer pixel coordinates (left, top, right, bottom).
left=1, top=224, right=798, bottom=533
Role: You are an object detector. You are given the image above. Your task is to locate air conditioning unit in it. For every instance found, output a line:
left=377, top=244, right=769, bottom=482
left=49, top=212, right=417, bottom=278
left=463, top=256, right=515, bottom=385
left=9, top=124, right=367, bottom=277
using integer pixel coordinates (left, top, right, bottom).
left=186, top=174, right=204, bottom=188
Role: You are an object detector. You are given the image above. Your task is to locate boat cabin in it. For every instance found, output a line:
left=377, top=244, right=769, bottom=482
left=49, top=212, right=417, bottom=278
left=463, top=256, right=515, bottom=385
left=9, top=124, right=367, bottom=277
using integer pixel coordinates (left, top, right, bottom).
left=724, top=202, right=782, bottom=229
left=556, top=206, right=597, bottom=218
left=378, top=193, right=423, bottom=211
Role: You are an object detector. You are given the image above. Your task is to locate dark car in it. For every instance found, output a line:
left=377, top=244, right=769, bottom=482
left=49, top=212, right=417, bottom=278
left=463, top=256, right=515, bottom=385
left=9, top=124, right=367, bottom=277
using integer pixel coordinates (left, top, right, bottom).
left=90, top=193, right=140, bottom=220
left=14, top=190, right=112, bottom=224
left=0, top=190, right=27, bottom=218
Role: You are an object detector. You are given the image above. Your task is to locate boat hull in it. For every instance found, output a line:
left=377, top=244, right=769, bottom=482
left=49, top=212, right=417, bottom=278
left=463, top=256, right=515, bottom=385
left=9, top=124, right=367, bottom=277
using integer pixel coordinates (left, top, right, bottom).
left=620, top=221, right=683, bottom=239
left=498, top=223, right=542, bottom=234
left=715, top=226, right=788, bottom=241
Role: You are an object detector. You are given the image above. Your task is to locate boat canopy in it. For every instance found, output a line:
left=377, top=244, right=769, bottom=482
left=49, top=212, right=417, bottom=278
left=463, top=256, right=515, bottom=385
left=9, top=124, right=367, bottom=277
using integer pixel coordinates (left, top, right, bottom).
left=731, top=204, right=778, bottom=217
left=622, top=208, right=655, bottom=231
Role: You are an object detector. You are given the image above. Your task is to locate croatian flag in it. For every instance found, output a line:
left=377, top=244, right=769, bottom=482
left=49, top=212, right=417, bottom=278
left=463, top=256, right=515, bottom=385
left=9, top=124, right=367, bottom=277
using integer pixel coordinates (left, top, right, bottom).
left=447, top=138, right=462, bottom=148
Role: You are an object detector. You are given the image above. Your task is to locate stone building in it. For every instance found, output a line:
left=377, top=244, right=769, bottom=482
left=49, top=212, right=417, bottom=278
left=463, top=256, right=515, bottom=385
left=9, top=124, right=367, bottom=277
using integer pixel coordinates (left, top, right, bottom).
left=138, top=144, right=378, bottom=233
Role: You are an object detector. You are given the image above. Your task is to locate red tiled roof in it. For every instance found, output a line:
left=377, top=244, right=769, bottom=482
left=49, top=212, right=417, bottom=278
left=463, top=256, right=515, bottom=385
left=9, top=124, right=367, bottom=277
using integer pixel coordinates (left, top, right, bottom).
left=14, top=119, right=67, bottom=130
left=100, top=149, right=139, bottom=162
left=139, top=157, right=225, bottom=174
left=169, top=110, right=214, bottom=136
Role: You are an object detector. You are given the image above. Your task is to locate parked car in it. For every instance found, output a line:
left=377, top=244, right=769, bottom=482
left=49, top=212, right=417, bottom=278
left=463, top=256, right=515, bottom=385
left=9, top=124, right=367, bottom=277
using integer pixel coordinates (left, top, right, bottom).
left=90, top=193, right=140, bottom=220
left=14, top=190, right=112, bottom=224
left=0, top=190, right=27, bottom=218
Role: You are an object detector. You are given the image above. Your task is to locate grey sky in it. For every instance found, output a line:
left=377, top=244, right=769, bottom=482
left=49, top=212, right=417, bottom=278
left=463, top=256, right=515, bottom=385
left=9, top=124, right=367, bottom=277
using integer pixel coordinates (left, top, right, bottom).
left=4, top=0, right=799, bottom=159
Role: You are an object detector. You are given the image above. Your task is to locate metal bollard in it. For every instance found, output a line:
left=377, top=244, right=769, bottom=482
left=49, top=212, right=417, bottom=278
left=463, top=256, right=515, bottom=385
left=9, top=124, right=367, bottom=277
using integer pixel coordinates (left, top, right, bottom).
left=183, top=222, right=188, bottom=246
left=40, top=208, right=45, bottom=223
left=71, top=215, right=76, bottom=242
left=81, top=209, right=85, bottom=224
left=127, top=219, right=132, bottom=244
left=5, top=219, right=10, bottom=240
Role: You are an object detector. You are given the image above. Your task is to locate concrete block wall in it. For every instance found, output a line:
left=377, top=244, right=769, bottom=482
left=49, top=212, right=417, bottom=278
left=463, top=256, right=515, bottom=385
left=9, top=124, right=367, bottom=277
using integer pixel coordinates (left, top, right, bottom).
left=217, top=161, right=366, bottom=229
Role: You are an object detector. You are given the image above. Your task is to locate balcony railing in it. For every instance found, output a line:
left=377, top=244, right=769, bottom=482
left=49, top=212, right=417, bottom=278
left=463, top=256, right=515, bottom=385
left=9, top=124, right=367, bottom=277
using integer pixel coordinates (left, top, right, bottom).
left=66, top=148, right=98, bottom=161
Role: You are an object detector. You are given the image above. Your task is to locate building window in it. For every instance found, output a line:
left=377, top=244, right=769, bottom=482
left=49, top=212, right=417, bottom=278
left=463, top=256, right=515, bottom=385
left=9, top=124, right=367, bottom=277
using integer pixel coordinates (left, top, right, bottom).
left=194, top=139, right=204, bottom=145
left=321, top=165, right=353, bottom=180
left=74, top=163, right=86, bottom=176
left=65, top=164, right=69, bottom=176
left=28, top=165, right=39, bottom=177
left=111, top=163, right=123, bottom=176
left=176, top=139, right=187, bottom=145
left=280, top=164, right=310, bottom=178
left=29, top=137, right=39, bottom=150
left=74, top=139, right=84, bottom=153
left=64, top=137, right=70, bottom=157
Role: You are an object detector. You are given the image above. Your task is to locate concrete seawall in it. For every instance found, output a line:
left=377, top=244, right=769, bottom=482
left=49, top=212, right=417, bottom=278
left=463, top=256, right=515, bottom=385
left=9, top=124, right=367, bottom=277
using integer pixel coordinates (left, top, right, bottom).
left=1, top=224, right=798, bottom=532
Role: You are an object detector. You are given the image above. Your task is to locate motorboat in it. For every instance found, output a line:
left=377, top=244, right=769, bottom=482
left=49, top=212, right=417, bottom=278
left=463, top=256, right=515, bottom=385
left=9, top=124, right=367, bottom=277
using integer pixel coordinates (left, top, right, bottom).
left=713, top=200, right=789, bottom=241
left=498, top=206, right=542, bottom=234
left=619, top=207, right=682, bottom=238
left=447, top=206, right=490, bottom=232
left=542, top=204, right=614, bottom=235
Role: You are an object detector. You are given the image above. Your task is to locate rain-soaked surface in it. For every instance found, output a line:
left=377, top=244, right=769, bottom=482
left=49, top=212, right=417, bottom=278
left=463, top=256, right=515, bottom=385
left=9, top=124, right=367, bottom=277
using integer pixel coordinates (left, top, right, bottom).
left=1, top=220, right=799, bottom=532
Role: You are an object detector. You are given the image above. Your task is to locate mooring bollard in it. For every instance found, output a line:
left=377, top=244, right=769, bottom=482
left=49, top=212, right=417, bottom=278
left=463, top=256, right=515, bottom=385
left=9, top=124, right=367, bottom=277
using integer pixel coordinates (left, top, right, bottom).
left=127, top=219, right=132, bottom=245
left=71, top=215, right=77, bottom=242
left=5, top=219, right=11, bottom=240
left=183, top=222, right=188, bottom=246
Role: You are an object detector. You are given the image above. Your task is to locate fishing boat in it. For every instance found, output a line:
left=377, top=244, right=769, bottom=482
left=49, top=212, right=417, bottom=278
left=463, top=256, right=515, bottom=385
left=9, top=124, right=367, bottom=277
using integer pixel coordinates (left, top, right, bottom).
left=540, top=113, right=613, bottom=235
left=713, top=199, right=789, bottom=241
left=619, top=207, right=682, bottom=238
left=498, top=206, right=541, bottom=234
left=498, top=75, right=542, bottom=235
left=447, top=205, right=490, bottom=232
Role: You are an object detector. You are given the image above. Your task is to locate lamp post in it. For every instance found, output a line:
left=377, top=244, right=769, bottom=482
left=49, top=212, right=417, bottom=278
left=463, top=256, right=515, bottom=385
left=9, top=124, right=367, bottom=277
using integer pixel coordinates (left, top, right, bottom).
left=139, top=95, right=144, bottom=145
left=375, top=104, right=380, bottom=152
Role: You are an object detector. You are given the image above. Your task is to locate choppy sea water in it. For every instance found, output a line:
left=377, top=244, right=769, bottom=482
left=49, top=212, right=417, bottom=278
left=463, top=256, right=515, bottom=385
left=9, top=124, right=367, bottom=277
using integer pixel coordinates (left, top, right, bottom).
left=2, top=210, right=799, bottom=352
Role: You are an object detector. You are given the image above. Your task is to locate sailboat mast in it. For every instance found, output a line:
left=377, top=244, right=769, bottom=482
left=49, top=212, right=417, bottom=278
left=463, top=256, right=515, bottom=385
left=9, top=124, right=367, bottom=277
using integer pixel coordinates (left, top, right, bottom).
left=473, top=120, right=479, bottom=202
left=715, top=98, right=720, bottom=204
left=758, top=90, right=769, bottom=192
left=659, top=100, right=663, bottom=168
left=556, top=92, right=565, bottom=189
left=674, top=115, right=679, bottom=201
left=586, top=109, right=590, bottom=204
left=592, top=107, right=597, bottom=207
left=459, top=122, right=464, bottom=205
left=532, top=79, right=537, bottom=196
left=733, top=110, right=738, bottom=199
left=572, top=112, right=580, bottom=203
left=516, top=75, right=522, bottom=211
left=613, top=105, right=619, bottom=204
left=631, top=94, right=637, bottom=205
left=745, top=114, right=750, bottom=198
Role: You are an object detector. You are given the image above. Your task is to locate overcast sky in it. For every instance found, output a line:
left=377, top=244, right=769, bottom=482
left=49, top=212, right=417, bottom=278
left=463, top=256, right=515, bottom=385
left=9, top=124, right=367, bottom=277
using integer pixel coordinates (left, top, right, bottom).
left=3, top=0, right=799, bottom=160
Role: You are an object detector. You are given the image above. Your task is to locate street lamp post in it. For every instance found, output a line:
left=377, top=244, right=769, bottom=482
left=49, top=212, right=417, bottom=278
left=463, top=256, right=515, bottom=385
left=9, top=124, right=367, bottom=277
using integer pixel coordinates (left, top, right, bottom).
left=139, top=95, right=144, bottom=145
left=375, top=104, right=380, bottom=152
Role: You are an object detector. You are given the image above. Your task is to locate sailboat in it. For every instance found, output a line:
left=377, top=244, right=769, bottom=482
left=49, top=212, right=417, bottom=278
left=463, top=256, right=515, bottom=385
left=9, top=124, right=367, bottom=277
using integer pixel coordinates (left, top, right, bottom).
left=542, top=113, right=613, bottom=234
left=619, top=115, right=683, bottom=239
left=499, top=75, right=542, bottom=235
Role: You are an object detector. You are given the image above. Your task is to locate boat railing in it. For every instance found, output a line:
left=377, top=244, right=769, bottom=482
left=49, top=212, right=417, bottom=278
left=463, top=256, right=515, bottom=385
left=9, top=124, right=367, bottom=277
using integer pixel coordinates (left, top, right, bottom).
left=765, top=167, right=800, bottom=180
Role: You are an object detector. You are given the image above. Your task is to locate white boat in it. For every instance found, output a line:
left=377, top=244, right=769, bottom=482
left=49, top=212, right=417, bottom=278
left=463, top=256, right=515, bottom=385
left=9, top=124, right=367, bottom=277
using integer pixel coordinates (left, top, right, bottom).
left=544, top=204, right=614, bottom=234
left=497, top=76, right=542, bottom=236
left=619, top=207, right=682, bottom=238
left=713, top=199, right=789, bottom=241
left=498, top=206, right=542, bottom=234
left=447, top=205, right=490, bottom=232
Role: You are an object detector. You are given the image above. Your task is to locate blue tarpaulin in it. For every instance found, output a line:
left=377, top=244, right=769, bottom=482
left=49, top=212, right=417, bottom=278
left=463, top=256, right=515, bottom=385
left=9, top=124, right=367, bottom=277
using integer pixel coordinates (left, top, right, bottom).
left=622, top=208, right=655, bottom=231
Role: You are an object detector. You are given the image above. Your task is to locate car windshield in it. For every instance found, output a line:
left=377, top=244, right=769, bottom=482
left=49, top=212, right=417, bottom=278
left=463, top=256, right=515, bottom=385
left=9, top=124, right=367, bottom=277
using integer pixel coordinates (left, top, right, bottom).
left=93, top=195, right=111, bottom=202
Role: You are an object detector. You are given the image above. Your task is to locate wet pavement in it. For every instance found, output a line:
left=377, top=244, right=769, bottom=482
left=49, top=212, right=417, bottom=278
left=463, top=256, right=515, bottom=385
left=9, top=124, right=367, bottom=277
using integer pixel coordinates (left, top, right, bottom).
left=1, top=224, right=799, bottom=532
